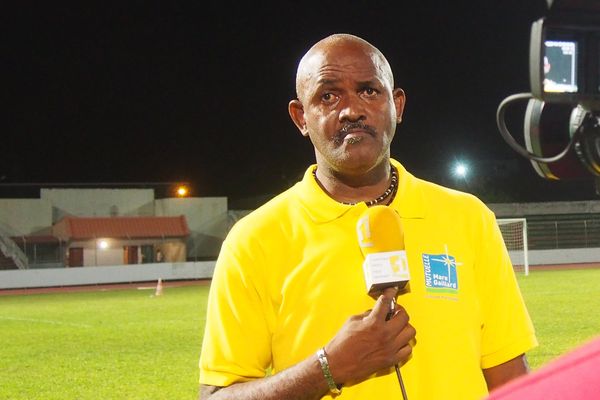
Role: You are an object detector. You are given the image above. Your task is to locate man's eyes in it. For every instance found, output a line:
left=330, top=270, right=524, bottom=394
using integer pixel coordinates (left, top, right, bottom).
left=318, top=87, right=379, bottom=103
left=321, top=92, right=337, bottom=102
left=362, top=87, right=379, bottom=96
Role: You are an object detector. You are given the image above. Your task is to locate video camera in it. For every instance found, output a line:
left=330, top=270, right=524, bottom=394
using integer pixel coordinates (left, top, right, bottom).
left=497, top=0, right=600, bottom=187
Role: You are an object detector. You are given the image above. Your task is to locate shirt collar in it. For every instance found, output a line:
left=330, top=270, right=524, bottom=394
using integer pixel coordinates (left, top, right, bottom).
left=295, top=158, right=426, bottom=224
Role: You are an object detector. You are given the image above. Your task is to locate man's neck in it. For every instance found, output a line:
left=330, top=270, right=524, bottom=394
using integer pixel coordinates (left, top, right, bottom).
left=313, top=162, right=393, bottom=205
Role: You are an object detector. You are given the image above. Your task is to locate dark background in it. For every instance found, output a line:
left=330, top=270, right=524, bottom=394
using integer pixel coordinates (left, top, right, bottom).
left=3, top=1, right=598, bottom=204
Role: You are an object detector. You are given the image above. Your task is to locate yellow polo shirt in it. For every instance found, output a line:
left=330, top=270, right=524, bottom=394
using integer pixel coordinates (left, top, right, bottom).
left=199, top=159, right=537, bottom=399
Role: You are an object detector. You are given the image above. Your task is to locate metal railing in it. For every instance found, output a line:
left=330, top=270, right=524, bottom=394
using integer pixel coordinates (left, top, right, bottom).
left=0, top=224, right=29, bottom=270
left=527, top=215, right=600, bottom=250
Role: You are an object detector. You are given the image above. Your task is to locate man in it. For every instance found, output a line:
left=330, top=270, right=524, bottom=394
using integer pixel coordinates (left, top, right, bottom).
left=199, top=33, right=537, bottom=399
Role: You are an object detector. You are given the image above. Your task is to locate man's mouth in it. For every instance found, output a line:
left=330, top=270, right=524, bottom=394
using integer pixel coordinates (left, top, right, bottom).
left=345, top=136, right=363, bottom=145
left=334, top=123, right=377, bottom=146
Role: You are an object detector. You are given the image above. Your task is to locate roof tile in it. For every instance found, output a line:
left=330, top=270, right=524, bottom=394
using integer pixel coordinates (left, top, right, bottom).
left=53, top=216, right=190, bottom=240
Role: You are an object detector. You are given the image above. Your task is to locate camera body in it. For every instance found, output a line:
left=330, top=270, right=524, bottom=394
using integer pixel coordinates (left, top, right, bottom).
left=530, top=10, right=600, bottom=110
left=524, top=0, right=600, bottom=181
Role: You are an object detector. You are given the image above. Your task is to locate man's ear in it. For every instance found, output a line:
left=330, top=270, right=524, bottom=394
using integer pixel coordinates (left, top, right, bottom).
left=288, top=99, right=309, bottom=137
left=393, top=88, right=406, bottom=123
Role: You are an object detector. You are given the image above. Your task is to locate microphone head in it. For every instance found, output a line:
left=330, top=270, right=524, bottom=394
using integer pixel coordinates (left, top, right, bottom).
left=356, top=205, right=409, bottom=297
left=356, top=205, right=405, bottom=255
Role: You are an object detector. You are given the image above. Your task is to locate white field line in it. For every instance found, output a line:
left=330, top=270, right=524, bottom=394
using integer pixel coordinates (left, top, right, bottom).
left=0, top=316, right=92, bottom=328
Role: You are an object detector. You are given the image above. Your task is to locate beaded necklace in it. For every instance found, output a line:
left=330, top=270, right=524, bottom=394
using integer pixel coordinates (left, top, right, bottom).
left=312, top=165, right=398, bottom=206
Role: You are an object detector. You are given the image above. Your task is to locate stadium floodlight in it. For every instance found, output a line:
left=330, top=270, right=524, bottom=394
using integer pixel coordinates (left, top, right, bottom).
left=453, top=162, right=469, bottom=178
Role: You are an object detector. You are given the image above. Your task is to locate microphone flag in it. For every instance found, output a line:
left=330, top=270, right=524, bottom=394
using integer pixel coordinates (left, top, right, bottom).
left=356, top=206, right=410, bottom=296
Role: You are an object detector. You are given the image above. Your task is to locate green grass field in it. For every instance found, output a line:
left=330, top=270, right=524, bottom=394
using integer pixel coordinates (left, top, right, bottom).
left=1, top=269, right=599, bottom=399
left=516, top=268, right=600, bottom=368
left=0, top=285, right=209, bottom=400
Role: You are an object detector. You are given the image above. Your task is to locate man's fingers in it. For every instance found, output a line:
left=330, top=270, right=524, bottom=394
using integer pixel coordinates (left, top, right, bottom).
left=391, top=322, right=416, bottom=350
left=394, top=342, right=414, bottom=366
left=370, top=287, right=398, bottom=320
left=388, top=305, right=410, bottom=326
left=388, top=323, right=416, bottom=365
left=381, top=286, right=398, bottom=299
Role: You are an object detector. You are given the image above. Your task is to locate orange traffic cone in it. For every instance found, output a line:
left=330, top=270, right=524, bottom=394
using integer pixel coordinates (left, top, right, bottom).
left=155, top=278, right=164, bottom=296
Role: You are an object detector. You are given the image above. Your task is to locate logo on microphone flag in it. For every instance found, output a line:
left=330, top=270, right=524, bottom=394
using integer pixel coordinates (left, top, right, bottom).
left=422, top=247, right=460, bottom=294
left=362, top=250, right=410, bottom=295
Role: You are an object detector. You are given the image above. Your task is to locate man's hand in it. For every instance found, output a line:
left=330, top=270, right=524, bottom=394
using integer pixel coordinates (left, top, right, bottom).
left=198, top=287, right=415, bottom=400
left=324, top=287, right=416, bottom=385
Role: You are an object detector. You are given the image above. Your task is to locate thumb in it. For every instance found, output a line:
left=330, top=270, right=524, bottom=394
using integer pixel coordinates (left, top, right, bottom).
left=370, top=287, right=398, bottom=320
left=381, top=286, right=398, bottom=299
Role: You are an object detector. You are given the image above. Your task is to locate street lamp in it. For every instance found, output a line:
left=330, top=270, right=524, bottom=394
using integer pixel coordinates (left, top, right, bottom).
left=175, top=185, right=189, bottom=197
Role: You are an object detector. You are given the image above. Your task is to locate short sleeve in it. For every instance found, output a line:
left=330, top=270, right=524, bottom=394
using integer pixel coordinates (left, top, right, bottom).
left=199, top=239, right=273, bottom=386
left=476, top=208, right=538, bottom=369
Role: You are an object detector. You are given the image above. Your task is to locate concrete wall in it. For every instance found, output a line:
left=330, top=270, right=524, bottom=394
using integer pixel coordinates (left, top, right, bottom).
left=82, top=248, right=123, bottom=267
left=41, top=188, right=155, bottom=222
left=1, top=247, right=598, bottom=290
left=68, top=238, right=186, bottom=266
left=155, top=197, right=228, bottom=258
left=0, top=261, right=215, bottom=289
left=508, top=248, right=600, bottom=266
left=488, top=200, right=600, bottom=217
left=529, top=248, right=600, bottom=265
left=0, top=199, right=53, bottom=235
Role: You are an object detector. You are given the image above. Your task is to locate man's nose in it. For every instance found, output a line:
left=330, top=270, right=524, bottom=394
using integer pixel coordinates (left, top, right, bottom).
left=338, top=94, right=366, bottom=122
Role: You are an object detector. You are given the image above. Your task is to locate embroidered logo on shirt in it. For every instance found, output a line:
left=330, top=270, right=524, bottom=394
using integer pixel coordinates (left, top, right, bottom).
left=422, top=245, right=461, bottom=294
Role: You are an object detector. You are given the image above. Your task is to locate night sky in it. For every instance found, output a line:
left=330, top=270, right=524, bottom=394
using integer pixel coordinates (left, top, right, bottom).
left=4, top=1, right=599, bottom=204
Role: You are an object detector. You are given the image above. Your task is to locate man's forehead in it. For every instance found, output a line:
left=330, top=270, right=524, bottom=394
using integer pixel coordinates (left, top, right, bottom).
left=296, top=38, right=394, bottom=98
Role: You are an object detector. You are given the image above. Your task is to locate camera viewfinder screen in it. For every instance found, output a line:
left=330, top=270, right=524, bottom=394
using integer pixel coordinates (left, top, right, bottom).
left=543, top=40, right=578, bottom=93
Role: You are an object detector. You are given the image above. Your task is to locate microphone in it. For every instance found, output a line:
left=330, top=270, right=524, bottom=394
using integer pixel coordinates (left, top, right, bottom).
left=356, top=205, right=411, bottom=400
left=356, top=205, right=410, bottom=298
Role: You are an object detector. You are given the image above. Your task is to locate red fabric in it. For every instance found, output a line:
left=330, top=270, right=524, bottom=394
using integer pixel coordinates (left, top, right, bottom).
left=486, top=336, right=600, bottom=400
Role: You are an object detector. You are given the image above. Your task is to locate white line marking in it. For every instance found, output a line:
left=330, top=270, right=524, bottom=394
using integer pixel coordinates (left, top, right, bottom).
left=0, top=316, right=92, bottom=328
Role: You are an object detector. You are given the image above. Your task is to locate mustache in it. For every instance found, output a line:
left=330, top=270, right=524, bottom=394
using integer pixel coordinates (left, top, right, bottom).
left=334, top=122, right=377, bottom=145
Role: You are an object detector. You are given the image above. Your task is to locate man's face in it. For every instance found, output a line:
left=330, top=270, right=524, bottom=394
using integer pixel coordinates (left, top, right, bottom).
left=290, top=41, right=405, bottom=176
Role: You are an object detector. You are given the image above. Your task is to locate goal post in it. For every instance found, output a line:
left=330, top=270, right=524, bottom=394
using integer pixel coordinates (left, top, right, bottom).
left=497, top=218, right=529, bottom=276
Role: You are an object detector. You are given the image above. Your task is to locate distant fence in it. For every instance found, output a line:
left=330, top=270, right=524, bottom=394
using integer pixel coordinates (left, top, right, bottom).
left=527, top=215, right=600, bottom=250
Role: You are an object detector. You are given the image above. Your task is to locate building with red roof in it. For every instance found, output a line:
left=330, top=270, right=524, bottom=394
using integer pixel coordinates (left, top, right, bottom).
left=52, top=216, right=190, bottom=267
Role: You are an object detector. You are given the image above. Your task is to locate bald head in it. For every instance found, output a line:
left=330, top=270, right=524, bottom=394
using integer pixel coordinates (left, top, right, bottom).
left=295, top=34, right=394, bottom=103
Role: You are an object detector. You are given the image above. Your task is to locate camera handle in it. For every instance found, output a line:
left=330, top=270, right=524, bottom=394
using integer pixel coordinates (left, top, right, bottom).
left=496, top=93, right=586, bottom=163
